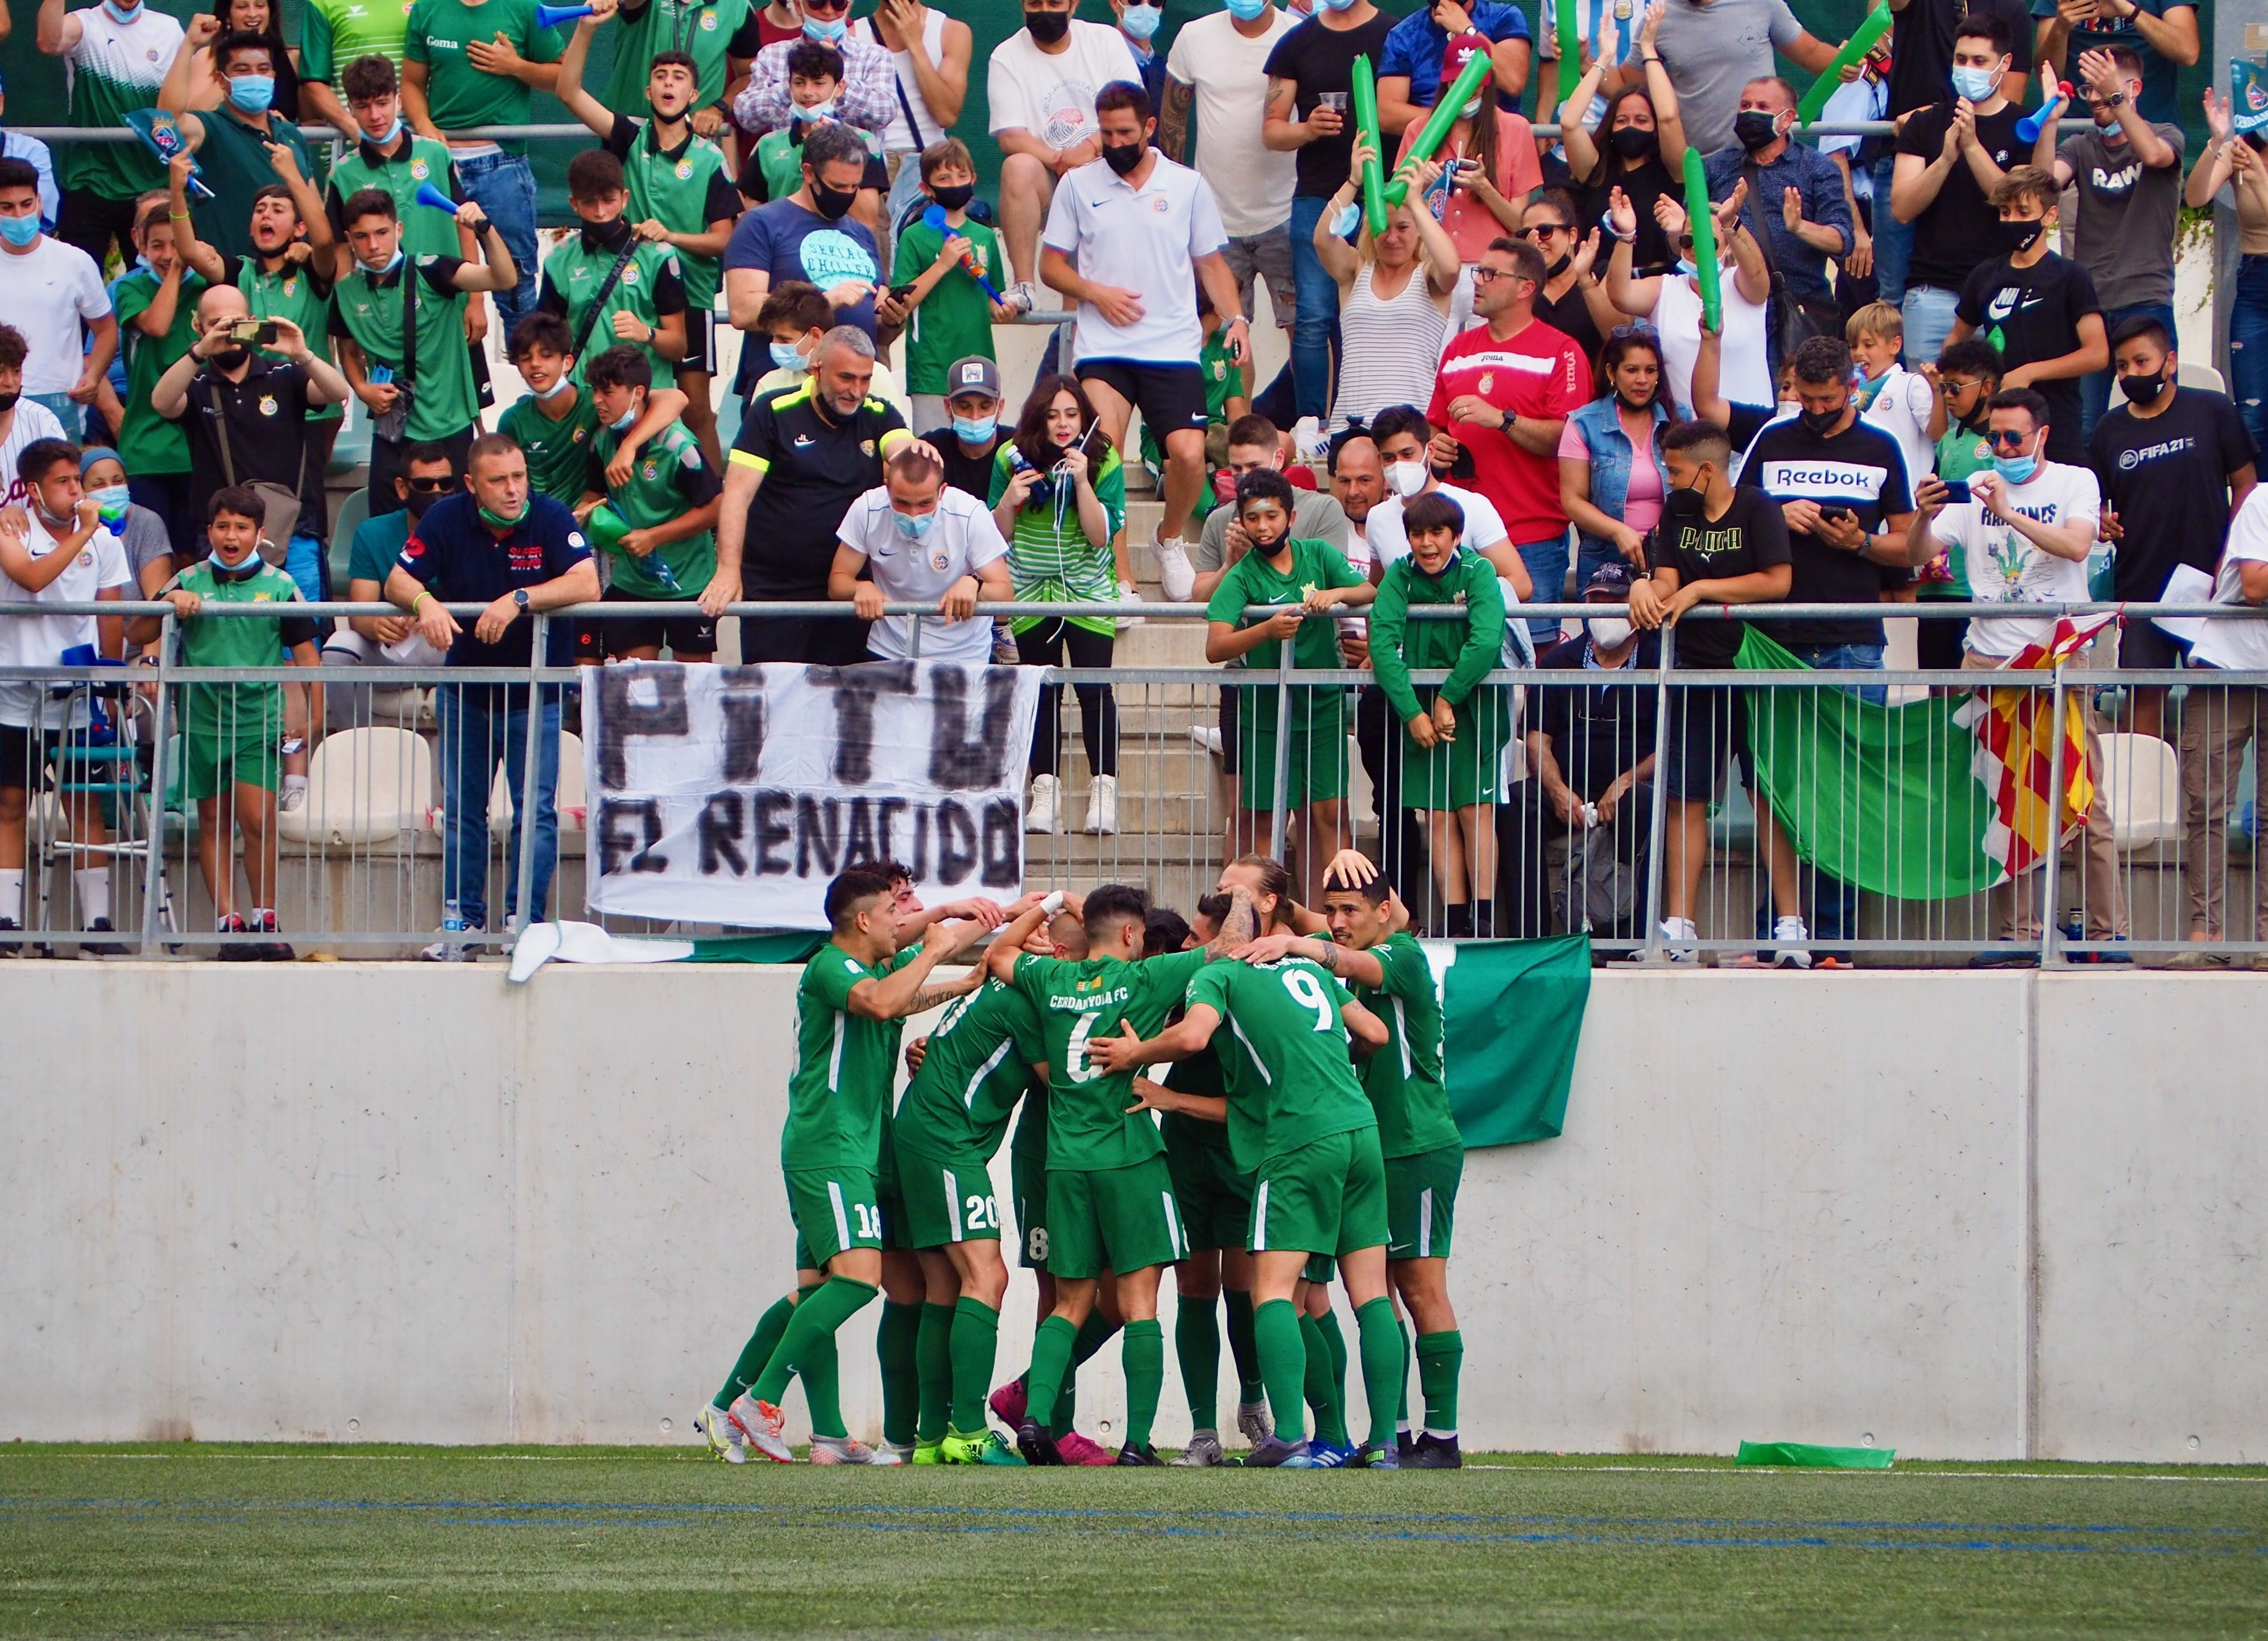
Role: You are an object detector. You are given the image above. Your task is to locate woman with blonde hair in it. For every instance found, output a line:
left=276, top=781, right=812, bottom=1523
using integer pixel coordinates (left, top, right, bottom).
left=1313, top=139, right=1460, bottom=436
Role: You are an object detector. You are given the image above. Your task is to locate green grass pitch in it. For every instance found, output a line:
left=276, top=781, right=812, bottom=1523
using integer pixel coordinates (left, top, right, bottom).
left=6, top=1445, right=2268, bottom=1637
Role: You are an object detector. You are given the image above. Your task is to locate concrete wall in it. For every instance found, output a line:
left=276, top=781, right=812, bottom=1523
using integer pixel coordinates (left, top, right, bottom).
left=4, top=964, right=2262, bottom=1462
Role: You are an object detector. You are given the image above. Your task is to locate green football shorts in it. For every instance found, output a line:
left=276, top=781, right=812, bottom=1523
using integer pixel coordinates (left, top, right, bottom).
left=1234, top=683, right=1350, bottom=812
left=896, top=1142, right=1005, bottom=1249
left=874, top=1139, right=909, bottom=1254
left=1012, top=1110, right=1049, bottom=1269
left=1166, top=1133, right=1253, bottom=1254
left=1249, top=1126, right=1389, bottom=1259
left=1385, top=1144, right=1463, bottom=1261
left=181, top=709, right=281, bottom=802
left=1400, top=687, right=1511, bottom=811
left=1045, top=1154, right=1186, bottom=1280
left=784, top=1165, right=885, bottom=1270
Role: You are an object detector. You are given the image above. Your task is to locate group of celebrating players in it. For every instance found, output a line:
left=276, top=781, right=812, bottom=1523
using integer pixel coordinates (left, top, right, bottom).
left=694, top=851, right=1466, bottom=1470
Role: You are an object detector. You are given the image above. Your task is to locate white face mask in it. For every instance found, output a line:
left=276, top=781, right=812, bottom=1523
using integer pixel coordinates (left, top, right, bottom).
left=1588, top=616, right=1634, bottom=648
left=1386, top=460, right=1428, bottom=498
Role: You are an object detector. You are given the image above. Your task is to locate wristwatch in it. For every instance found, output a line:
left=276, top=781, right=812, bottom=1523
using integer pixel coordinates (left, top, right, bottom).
left=513, top=588, right=531, bottom=612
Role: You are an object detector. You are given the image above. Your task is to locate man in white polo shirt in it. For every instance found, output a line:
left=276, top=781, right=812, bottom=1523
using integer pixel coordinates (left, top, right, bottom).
left=829, top=442, right=1013, bottom=664
left=1040, top=79, right=1249, bottom=605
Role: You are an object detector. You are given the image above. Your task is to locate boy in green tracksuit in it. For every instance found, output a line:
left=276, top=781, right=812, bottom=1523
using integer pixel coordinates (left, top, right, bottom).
left=150, top=486, right=322, bottom=961
left=574, top=345, right=722, bottom=662
left=1369, top=487, right=1510, bottom=940
left=1202, top=467, right=1372, bottom=896
left=883, top=138, right=1012, bottom=431
left=112, top=198, right=207, bottom=545
left=499, top=316, right=693, bottom=512
left=535, top=151, right=688, bottom=389
left=322, top=55, right=474, bottom=265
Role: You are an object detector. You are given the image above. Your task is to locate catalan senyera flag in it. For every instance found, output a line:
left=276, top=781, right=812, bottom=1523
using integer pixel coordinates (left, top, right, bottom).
left=1950, top=612, right=2115, bottom=881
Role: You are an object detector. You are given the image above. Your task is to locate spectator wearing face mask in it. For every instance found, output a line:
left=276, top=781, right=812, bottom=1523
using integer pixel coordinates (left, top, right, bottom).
left=740, top=0, right=894, bottom=141
left=747, top=279, right=912, bottom=422
left=2190, top=90, right=2268, bottom=456
left=1948, top=164, right=2107, bottom=465
left=725, top=121, right=887, bottom=353
left=156, top=19, right=316, bottom=267
left=1650, top=0, right=1840, bottom=156
left=1559, top=16, right=1687, bottom=283
left=1909, top=334, right=2003, bottom=667
left=38, top=0, right=189, bottom=271
left=830, top=442, right=1012, bottom=665
left=1704, top=76, right=1851, bottom=378
left=320, top=440, right=459, bottom=730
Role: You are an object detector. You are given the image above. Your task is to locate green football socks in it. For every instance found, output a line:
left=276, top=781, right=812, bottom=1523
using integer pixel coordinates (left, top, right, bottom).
left=1253, top=1298, right=1307, bottom=1443
left=1175, top=1294, right=1221, bottom=1429
left=715, top=1291, right=796, bottom=1410
left=1416, top=1329, right=1464, bottom=1436
left=1024, top=1313, right=1079, bottom=1428
left=914, top=1302, right=954, bottom=1446
left=1049, top=1311, right=1121, bottom=1439
left=878, top=1300, right=922, bottom=1449
left=1396, top=1312, right=1413, bottom=1435
left=752, top=1276, right=876, bottom=1439
left=1317, top=1308, right=1350, bottom=1425
left=948, top=1298, right=1001, bottom=1433
left=1355, top=1298, right=1405, bottom=1452
left=1122, top=1319, right=1164, bottom=1450
left=1224, top=1289, right=1264, bottom=1406
left=1302, top=1311, right=1348, bottom=1449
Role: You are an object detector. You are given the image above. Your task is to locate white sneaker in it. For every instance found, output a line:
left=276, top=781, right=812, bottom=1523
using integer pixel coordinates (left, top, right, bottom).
left=1771, top=915, right=1812, bottom=969
left=695, top=1403, right=746, bottom=1465
left=1659, top=918, right=1698, bottom=964
left=809, top=1433, right=882, bottom=1465
left=727, top=1393, right=793, bottom=1463
left=1153, top=536, right=1195, bottom=602
left=1025, top=773, right=1059, bottom=834
left=1173, top=1429, right=1225, bottom=1466
left=1116, top=579, right=1145, bottom=627
left=1188, top=724, right=1225, bottom=757
left=1082, top=774, right=1117, bottom=836
left=420, top=915, right=484, bottom=962
left=1004, top=279, right=1038, bottom=315
left=873, top=1440, right=913, bottom=1466
left=1291, top=416, right=1328, bottom=463
left=1235, top=1401, right=1273, bottom=1447
left=279, top=773, right=308, bottom=814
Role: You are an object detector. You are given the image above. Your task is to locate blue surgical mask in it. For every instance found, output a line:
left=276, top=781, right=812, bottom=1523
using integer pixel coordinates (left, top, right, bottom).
left=90, top=484, right=130, bottom=524
left=802, top=14, right=847, bottom=42
left=100, top=0, right=140, bottom=22
left=1328, top=200, right=1361, bottom=238
left=791, top=98, right=837, bottom=122
left=892, top=509, right=937, bottom=540
left=1120, top=2, right=1161, bottom=39
left=208, top=544, right=262, bottom=577
left=0, top=213, right=40, bottom=248
left=951, top=413, right=997, bottom=444
left=1992, top=450, right=2039, bottom=484
left=770, top=341, right=808, bottom=371
left=372, top=114, right=405, bottom=145
left=535, top=374, right=574, bottom=401
left=227, top=74, right=275, bottom=114
left=610, top=401, right=640, bottom=432
left=1951, top=64, right=1997, bottom=102
left=373, top=247, right=405, bottom=275
left=1676, top=256, right=1698, bottom=278
left=1225, top=0, right=1269, bottom=17
left=1317, top=0, right=1356, bottom=13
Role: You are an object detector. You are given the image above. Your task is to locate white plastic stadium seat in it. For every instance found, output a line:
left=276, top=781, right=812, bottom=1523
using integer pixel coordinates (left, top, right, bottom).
left=487, top=731, right=587, bottom=834
left=278, top=727, right=436, bottom=848
left=2095, top=732, right=2180, bottom=853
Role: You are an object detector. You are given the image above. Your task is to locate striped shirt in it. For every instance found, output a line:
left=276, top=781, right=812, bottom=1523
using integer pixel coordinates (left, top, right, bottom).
left=1330, top=260, right=1447, bottom=435
left=987, top=441, right=1125, bottom=637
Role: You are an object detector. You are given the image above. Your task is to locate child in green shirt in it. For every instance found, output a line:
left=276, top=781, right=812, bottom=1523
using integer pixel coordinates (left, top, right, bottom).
left=742, top=43, right=849, bottom=206
left=883, top=138, right=1014, bottom=432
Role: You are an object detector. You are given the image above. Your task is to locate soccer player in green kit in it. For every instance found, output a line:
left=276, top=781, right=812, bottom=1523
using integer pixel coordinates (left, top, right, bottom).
left=706, top=866, right=989, bottom=1465
left=1238, top=852, right=1466, bottom=1468
left=1094, top=872, right=1402, bottom=1469
left=982, top=882, right=1260, bottom=1466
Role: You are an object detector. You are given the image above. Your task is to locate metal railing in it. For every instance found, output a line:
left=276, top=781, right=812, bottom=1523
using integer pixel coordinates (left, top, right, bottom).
left=3, top=598, right=2266, bottom=967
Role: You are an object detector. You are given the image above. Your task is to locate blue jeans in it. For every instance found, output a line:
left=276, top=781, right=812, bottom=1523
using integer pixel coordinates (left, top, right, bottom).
left=2081, top=300, right=2176, bottom=440
left=452, top=148, right=540, bottom=338
left=2230, top=256, right=2268, bottom=456
left=1288, top=194, right=1342, bottom=421
left=1514, top=534, right=1572, bottom=647
left=1869, top=156, right=1911, bottom=311
left=437, top=682, right=560, bottom=931
left=1756, top=640, right=1884, bottom=948
left=1900, top=285, right=1959, bottom=380
left=283, top=531, right=325, bottom=606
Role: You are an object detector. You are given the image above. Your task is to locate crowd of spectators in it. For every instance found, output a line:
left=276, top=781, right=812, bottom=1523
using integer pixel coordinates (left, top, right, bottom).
left=0, top=0, right=2262, bottom=964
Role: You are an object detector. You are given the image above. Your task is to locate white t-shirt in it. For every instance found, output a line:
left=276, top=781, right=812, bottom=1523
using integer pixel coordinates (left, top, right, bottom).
left=1856, top=363, right=1936, bottom=498
left=1361, top=481, right=1508, bottom=573
left=0, top=400, right=69, bottom=512
left=1654, top=267, right=1770, bottom=413
left=1163, top=10, right=1296, bottom=240
left=0, top=508, right=131, bottom=728
left=1, top=237, right=113, bottom=395
left=1043, top=153, right=1227, bottom=364
left=1925, top=461, right=2101, bottom=659
left=837, top=483, right=1009, bottom=664
left=858, top=9, right=951, bottom=155
left=986, top=21, right=1141, bottom=151
left=2189, top=487, right=2268, bottom=674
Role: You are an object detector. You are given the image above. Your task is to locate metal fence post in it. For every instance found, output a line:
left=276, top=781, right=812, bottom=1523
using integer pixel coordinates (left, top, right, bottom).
left=2038, top=665, right=2070, bottom=967
left=138, top=612, right=175, bottom=954
left=514, top=616, right=547, bottom=944
left=1640, top=621, right=1675, bottom=962
left=1267, top=616, right=1292, bottom=862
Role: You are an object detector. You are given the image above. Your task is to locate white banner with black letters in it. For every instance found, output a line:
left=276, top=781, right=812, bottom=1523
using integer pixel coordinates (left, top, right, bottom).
left=582, top=661, right=1044, bottom=929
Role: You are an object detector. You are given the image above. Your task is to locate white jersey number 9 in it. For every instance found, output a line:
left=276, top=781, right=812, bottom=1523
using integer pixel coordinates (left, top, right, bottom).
left=1281, top=967, right=1336, bottom=1032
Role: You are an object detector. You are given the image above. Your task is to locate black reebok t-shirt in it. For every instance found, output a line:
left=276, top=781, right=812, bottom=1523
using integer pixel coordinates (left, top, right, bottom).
left=1740, top=416, right=1915, bottom=649
left=2091, top=388, right=2259, bottom=600
left=1644, top=484, right=1792, bottom=667
left=1895, top=101, right=2024, bottom=292
left=1264, top=11, right=1397, bottom=200
left=1956, top=252, right=2102, bottom=463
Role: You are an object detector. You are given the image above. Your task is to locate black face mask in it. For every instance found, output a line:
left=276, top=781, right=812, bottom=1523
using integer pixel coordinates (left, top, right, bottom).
left=580, top=214, right=633, bottom=252
left=0, top=391, right=19, bottom=415
left=2003, top=219, right=2046, bottom=256
left=1543, top=250, right=1572, bottom=279
left=1799, top=404, right=1844, bottom=434
left=1733, top=110, right=1782, bottom=151
left=2121, top=367, right=2168, bottom=407
left=810, top=179, right=859, bottom=221
left=1102, top=140, right=1145, bottom=176
left=1024, top=8, right=1069, bottom=43
left=1609, top=125, right=1657, bottom=161
left=931, top=182, right=975, bottom=212
left=1664, top=481, right=1707, bottom=521
left=403, top=483, right=446, bottom=520
left=208, top=346, right=251, bottom=372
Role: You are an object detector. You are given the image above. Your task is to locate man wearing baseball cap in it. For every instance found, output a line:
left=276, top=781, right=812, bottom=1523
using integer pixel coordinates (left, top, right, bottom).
left=918, top=355, right=1008, bottom=503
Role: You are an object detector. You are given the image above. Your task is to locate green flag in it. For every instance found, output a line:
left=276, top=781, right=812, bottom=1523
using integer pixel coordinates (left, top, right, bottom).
left=1735, top=627, right=1997, bottom=900
left=1430, top=934, right=1591, bottom=1148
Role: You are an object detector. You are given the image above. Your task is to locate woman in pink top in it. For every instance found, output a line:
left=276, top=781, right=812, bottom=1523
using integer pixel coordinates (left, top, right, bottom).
left=1558, top=326, right=1674, bottom=589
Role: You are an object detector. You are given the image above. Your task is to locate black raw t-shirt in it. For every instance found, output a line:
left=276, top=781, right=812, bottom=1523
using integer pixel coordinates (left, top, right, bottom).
left=1956, top=251, right=2102, bottom=464
left=1739, top=416, right=1916, bottom=649
left=920, top=427, right=1003, bottom=503
left=176, top=357, right=315, bottom=541
left=2091, top=388, right=2260, bottom=600
left=1887, top=0, right=2032, bottom=118
left=1530, top=633, right=1663, bottom=801
left=1578, top=151, right=1678, bottom=279
left=1895, top=101, right=2025, bottom=293
left=1645, top=483, right=1792, bottom=668
left=732, top=382, right=906, bottom=598
left=1264, top=10, right=1397, bottom=200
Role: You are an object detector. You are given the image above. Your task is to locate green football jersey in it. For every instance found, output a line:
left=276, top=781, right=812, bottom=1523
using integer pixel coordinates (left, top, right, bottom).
left=59, top=7, right=187, bottom=200
left=329, top=258, right=479, bottom=445
left=781, top=941, right=921, bottom=1171
left=1352, top=932, right=1459, bottom=1158
left=615, top=121, right=734, bottom=309
left=599, top=0, right=753, bottom=116
left=893, top=979, right=1045, bottom=1161
left=539, top=234, right=683, bottom=383
left=113, top=267, right=207, bottom=478
left=326, top=138, right=466, bottom=262
left=402, top=0, right=565, bottom=144
left=1008, top=947, right=1209, bottom=1172
left=497, top=389, right=601, bottom=506
left=1160, top=1039, right=1230, bottom=1154
left=1186, top=956, right=1375, bottom=1172
left=591, top=418, right=718, bottom=598
left=896, top=216, right=1002, bottom=396
left=1205, top=536, right=1364, bottom=673
left=171, top=558, right=316, bottom=734
left=301, top=0, right=411, bottom=77
left=233, top=255, right=343, bottom=424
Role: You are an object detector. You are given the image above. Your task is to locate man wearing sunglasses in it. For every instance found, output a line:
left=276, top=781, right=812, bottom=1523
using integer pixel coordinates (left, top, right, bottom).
left=319, top=442, right=460, bottom=728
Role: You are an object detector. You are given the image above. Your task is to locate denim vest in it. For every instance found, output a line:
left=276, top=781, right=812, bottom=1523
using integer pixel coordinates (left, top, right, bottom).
left=1567, top=395, right=1670, bottom=561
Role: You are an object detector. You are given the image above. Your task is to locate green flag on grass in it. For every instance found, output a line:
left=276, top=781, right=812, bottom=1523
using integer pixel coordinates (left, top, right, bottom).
left=1428, top=934, right=1591, bottom=1148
